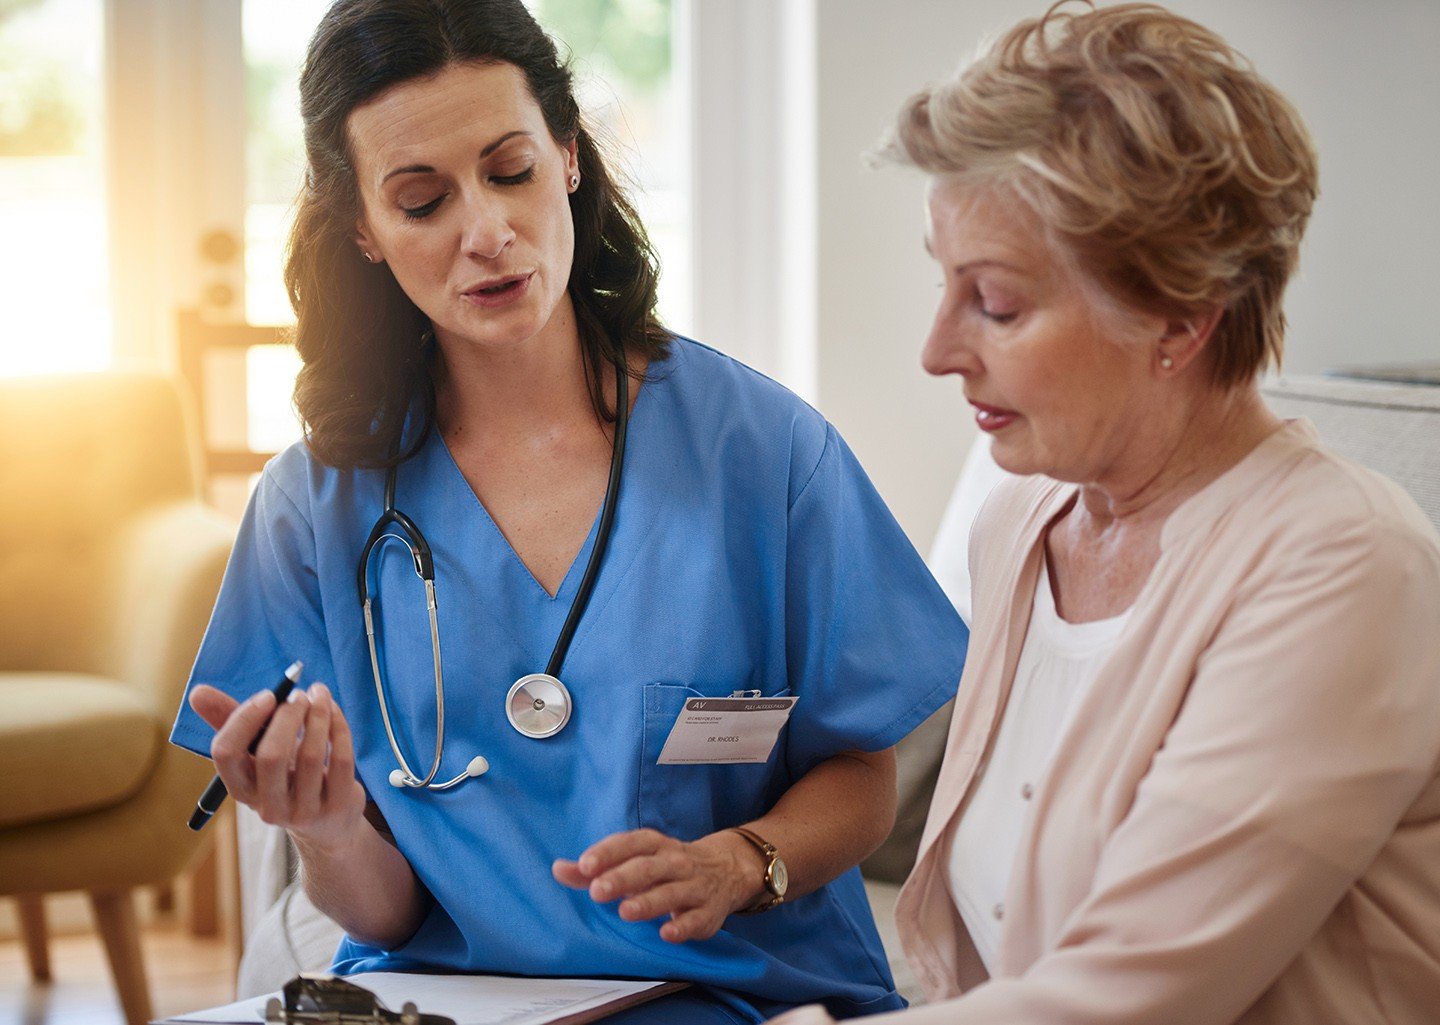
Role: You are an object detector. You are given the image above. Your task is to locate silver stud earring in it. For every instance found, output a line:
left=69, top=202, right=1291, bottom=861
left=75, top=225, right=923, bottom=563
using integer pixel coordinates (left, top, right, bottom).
left=569, top=174, right=580, bottom=190
left=1160, top=355, right=1175, bottom=370
left=361, top=250, right=376, bottom=264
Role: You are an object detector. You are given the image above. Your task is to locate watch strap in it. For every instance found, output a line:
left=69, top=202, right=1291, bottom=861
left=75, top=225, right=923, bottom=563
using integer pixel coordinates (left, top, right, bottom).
left=728, top=826, right=784, bottom=913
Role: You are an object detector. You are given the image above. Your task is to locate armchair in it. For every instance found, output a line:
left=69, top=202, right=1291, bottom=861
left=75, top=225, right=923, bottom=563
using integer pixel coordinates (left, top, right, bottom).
left=0, top=373, right=236, bottom=1025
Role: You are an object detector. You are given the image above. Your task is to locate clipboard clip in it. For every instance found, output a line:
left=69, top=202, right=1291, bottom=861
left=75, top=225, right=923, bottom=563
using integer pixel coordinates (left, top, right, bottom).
left=263, top=974, right=457, bottom=1025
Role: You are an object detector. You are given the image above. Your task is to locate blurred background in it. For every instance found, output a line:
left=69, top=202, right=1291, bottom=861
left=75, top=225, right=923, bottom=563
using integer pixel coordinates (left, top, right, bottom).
left=1, top=0, right=1436, bottom=1021
left=2, top=0, right=1437, bottom=530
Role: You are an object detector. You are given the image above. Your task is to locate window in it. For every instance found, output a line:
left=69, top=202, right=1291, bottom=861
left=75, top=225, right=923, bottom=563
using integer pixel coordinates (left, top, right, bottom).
left=0, top=0, right=107, bottom=377
left=531, top=0, right=689, bottom=327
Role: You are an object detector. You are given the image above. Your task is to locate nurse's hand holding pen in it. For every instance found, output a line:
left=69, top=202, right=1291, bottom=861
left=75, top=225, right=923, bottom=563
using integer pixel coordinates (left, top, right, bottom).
left=187, top=683, right=430, bottom=949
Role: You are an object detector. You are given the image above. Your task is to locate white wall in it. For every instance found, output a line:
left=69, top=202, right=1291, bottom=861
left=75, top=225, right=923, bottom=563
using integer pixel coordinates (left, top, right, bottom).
left=806, top=0, right=1440, bottom=547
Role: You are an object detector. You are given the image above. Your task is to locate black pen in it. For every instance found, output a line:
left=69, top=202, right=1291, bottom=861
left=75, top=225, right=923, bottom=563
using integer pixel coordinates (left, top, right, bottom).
left=187, top=660, right=304, bottom=831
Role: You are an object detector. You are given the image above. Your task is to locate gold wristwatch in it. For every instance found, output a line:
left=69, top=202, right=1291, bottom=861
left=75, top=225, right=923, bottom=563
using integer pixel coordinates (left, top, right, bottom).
left=729, top=826, right=789, bottom=913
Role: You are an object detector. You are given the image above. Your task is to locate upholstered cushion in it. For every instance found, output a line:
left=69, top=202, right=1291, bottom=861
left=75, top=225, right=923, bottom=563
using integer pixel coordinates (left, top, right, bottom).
left=1262, top=376, right=1440, bottom=533
left=0, top=374, right=195, bottom=675
left=861, top=698, right=955, bottom=885
left=237, top=881, right=345, bottom=998
left=0, top=672, right=159, bottom=828
left=0, top=373, right=230, bottom=905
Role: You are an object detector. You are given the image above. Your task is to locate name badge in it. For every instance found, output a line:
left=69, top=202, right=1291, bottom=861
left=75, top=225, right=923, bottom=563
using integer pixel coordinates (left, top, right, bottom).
left=656, top=695, right=798, bottom=765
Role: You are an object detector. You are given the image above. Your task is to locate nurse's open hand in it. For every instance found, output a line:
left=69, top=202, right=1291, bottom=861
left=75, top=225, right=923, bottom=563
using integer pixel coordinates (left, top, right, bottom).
left=188, top=682, right=368, bottom=849
left=553, top=828, right=764, bottom=943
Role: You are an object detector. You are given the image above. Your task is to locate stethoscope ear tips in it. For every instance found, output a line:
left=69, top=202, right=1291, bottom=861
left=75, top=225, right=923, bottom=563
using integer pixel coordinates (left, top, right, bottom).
left=387, top=758, right=488, bottom=789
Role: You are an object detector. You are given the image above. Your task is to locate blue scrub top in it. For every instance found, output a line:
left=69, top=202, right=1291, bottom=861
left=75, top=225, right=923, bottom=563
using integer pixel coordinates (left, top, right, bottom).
left=171, top=338, right=968, bottom=1020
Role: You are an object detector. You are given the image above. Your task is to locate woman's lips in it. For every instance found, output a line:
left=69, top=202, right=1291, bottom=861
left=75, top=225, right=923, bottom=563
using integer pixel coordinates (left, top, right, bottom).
left=462, top=272, right=533, bottom=309
left=969, top=400, right=1019, bottom=432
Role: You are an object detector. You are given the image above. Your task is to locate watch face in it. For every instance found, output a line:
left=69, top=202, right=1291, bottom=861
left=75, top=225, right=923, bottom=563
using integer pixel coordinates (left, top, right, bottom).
left=769, top=857, right=789, bottom=897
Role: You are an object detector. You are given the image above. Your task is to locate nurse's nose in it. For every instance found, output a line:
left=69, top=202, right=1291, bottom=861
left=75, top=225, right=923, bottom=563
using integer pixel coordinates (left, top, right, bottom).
left=460, top=194, right=516, bottom=261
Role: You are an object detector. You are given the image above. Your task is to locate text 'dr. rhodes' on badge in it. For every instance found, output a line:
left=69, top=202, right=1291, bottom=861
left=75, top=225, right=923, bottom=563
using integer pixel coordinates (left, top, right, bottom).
left=657, top=696, right=799, bottom=765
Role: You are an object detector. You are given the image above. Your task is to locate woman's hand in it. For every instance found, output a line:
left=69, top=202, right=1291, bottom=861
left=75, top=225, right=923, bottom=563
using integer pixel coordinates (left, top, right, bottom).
left=188, top=682, right=368, bottom=849
left=552, top=828, right=764, bottom=943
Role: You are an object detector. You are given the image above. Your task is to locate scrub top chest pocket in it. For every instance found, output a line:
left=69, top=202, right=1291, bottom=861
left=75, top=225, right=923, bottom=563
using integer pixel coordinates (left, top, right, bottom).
left=639, top=683, right=794, bottom=841
left=657, top=694, right=797, bottom=764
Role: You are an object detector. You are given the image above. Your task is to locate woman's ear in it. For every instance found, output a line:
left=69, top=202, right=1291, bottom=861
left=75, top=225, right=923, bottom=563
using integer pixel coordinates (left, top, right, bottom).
left=565, top=137, right=580, bottom=190
left=354, top=218, right=383, bottom=265
left=1156, top=306, right=1223, bottom=374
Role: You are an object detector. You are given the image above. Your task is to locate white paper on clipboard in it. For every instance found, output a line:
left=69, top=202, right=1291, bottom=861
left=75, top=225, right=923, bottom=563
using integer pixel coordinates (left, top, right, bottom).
left=156, top=972, right=685, bottom=1025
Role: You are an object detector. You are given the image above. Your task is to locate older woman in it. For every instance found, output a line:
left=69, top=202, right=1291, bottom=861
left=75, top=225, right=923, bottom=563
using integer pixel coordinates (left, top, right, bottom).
left=168, top=1, right=966, bottom=1020
left=774, top=3, right=1440, bottom=1024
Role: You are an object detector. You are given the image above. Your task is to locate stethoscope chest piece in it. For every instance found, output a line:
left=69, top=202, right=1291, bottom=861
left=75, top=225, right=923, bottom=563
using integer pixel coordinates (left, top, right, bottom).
left=506, top=673, right=573, bottom=738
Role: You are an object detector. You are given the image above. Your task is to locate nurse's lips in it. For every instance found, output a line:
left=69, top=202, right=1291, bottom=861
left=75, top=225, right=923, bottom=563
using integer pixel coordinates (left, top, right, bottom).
left=461, top=272, right=533, bottom=308
left=969, top=399, right=1019, bottom=432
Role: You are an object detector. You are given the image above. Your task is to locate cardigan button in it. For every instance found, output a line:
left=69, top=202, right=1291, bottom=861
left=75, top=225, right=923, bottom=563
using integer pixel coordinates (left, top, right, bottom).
left=992, top=902, right=1005, bottom=920
left=1020, top=782, right=1034, bottom=800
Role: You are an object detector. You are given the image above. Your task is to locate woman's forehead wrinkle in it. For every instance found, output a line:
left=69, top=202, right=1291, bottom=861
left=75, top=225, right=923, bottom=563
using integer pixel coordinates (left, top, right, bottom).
left=932, top=192, right=1039, bottom=272
left=350, top=73, right=533, bottom=190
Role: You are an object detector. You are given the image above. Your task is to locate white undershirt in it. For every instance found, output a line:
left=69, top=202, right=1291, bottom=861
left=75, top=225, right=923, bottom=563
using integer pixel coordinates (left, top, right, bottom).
left=947, top=553, right=1131, bottom=973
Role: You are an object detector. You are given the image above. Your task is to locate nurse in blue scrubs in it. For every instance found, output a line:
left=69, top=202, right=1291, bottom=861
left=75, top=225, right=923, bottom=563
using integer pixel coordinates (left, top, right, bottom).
left=169, top=1, right=967, bottom=1021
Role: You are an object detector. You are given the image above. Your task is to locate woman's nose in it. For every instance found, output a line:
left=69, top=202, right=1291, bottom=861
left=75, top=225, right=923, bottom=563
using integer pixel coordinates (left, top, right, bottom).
left=460, top=195, right=516, bottom=260
left=920, top=302, right=979, bottom=379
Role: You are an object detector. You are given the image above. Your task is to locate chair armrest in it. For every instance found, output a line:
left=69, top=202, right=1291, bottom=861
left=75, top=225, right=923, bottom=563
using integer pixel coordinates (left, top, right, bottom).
left=99, top=499, right=236, bottom=711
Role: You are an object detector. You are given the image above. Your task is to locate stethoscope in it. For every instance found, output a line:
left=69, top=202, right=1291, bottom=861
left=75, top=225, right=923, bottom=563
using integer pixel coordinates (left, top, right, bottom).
left=356, top=359, right=629, bottom=791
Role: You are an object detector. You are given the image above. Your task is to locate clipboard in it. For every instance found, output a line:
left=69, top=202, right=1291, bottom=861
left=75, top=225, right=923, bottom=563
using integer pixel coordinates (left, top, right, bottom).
left=546, top=980, right=690, bottom=1025
left=264, top=975, right=457, bottom=1024
left=153, top=972, right=691, bottom=1025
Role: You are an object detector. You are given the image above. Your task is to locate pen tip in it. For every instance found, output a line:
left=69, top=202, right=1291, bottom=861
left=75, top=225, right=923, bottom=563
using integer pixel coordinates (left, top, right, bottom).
left=286, top=660, right=303, bottom=680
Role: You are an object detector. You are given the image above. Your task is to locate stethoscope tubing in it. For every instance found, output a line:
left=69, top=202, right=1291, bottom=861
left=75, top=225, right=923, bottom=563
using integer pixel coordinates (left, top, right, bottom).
left=545, top=360, right=628, bottom=679
left=363, top=576, right=449, bottom=788
left=357, top=356, right=631, bottom=790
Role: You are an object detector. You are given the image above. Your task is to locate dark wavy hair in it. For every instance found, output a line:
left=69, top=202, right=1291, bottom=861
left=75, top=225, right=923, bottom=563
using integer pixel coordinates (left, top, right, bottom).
left=285, top=0, right=670, bottom=469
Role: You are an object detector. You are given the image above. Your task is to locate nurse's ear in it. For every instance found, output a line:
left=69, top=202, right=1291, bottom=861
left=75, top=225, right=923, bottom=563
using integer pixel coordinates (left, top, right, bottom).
left=564, top=136, right=580, bottom=193
left=354, top=218, right=384, bottom=265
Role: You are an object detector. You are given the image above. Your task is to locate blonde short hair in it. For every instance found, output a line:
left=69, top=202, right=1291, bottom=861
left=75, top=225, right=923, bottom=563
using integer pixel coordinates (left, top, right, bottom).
left=884, top=2, right=1319, bottom=385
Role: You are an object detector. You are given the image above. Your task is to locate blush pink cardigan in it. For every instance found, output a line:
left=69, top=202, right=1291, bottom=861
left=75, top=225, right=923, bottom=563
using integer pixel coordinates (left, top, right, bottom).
left=888, top=421, right=1440, bottom=1024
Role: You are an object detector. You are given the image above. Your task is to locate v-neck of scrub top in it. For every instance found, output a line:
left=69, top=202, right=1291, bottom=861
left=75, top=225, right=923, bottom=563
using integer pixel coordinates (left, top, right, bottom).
left=432, top=431, right=602, bottom=603
left=393, top=365, right=654, bottom=661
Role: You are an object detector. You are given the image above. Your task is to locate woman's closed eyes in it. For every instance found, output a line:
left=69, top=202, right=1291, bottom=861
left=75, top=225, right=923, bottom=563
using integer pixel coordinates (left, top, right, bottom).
left=399, top=165, right=538, bottom=220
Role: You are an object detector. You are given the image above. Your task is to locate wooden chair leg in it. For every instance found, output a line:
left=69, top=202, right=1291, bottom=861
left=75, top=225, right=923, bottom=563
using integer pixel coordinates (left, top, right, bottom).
left=89, top=889, right=153, bottom=1025
left=16, top=894, right=52, bottom=982
left=188, top=827, right=220, bottom=937
left=155, top=882, right=176, bottom=914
